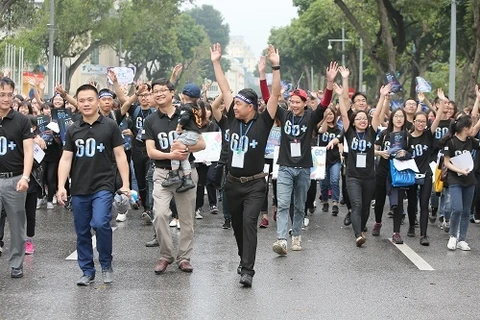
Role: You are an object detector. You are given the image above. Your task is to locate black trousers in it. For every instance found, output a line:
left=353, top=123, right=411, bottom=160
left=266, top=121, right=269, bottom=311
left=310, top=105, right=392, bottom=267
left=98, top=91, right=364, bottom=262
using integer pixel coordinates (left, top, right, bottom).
left=225, top=177, right=266, bottom=277
left=42, top=160, right=58, bottom=202
left=346, top=176, right=375, bottom=238
left=196, top=164, right=217, bottom=210
left=412, top=176, right=433, bottom=237
left=305, top=180, right=317, bottom=213
left=132, top=150, right=150, bottom=211
left=393, top=186, right=417, bottom=233
left=374, top=174, right=388, bottom=223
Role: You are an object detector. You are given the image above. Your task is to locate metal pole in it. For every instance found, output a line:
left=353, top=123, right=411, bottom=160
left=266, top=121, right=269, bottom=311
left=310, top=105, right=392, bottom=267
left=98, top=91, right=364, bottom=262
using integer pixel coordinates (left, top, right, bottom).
left=12, top=45, right=16, bottom=84
left=341, top=27, right=345, bottom=66
left=19, top=48, right=23, bottom=94
left=48, top=0, right=55, bottom=97
left=448, top=0, right=456, bottom=100
left=310, top=62, right=314, bottom=92
left=61, top=58, right=66, bottom=85
left=119, top=39, right=122, bottom=67
left=359, top=38, right=363, bottom=92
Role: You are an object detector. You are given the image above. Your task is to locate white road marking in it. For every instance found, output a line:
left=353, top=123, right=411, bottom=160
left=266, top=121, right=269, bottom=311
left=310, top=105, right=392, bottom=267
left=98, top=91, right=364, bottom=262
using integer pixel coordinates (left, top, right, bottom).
left=66, top=227, right=118, bottom=261
left=389, top=238, right=435, bottom=271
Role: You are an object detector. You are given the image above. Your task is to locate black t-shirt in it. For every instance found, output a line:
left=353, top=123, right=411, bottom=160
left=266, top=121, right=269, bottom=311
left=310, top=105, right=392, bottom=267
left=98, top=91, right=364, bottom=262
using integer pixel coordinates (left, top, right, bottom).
left=317, top=126, right=342, bottom=164
left=63, top=115, right=124, bottom=195
left=409, top=129, right=434, bottom=176
left=276, top=106, right=326, bottom=167
left=374, top=130, right=408, bottom=177
left=444, top=136, right=480, bottom=187
left=344, top=126, right=377, bottom=179
left=105, top=109, right=122, bottom=126
left=432, top=119, right=451, bottom=153
left=143, top=108, right=195, bottom=169
left=0, top=110, right=34, bottom=173
left=178, top=103, right=202, bottom=133
left=225, top=107, right=274, bottom=177
left=119, top=115, right=134, bottom=151
left=127, top=104, right=156, bottom=153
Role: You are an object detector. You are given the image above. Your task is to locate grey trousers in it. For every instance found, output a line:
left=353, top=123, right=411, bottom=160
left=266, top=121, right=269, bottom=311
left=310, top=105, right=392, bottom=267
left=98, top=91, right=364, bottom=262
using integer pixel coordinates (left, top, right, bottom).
left=0, top=175, right=26, bottom=269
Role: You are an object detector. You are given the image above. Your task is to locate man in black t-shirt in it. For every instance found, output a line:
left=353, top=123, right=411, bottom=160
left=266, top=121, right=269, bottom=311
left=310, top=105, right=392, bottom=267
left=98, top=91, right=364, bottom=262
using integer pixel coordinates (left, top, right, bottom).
left=144, top=78, right=206, bottom=275
left=211, top=43, right=280, bottom=288
left=57, top=84, right=130, bottom=286
left=0, top=77, right=34, bottom=278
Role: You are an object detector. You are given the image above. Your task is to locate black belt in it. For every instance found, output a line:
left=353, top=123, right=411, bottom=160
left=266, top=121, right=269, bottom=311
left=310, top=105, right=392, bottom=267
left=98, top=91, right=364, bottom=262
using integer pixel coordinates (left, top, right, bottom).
left=0, top=171, right=22, bottom=179
left=227, top=172, right=268, bottom=184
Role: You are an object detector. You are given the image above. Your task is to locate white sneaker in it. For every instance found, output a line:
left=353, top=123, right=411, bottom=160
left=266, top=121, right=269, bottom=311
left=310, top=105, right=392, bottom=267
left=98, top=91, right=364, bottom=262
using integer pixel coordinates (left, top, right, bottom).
left=195, top=209, right=203, bottom=219
left=291, top=236, right=302, bottom=251
left=457, top=241, right=471, bottom=251
left=52, top=195, right=57, bottom=204
left=176, top=221, right=181, bottom=230
left=272, top=239, right=288, bottom=255
left=447, top=236, right=457, bottom=251
left=169, top=219, right=177, bottom=227
left=303, top=217, right=310, bottom=227
left=36, top=198, right=44, bottom=209
left=46, top=202, right=54, bottom=210
left=116, top=213, right=127, bottom=222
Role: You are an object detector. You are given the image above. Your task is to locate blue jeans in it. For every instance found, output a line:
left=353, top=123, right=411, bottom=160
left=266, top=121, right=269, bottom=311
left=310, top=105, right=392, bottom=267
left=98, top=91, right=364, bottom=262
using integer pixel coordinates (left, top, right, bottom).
left=71, top=190, right=113, bottom=276
left=449, top=184, right=475, bottom=241
left=320, top=161, right=341, bottom=203
left=276, top=166, right=310, bottom=239
left=439, top=188, right=451, bottom=220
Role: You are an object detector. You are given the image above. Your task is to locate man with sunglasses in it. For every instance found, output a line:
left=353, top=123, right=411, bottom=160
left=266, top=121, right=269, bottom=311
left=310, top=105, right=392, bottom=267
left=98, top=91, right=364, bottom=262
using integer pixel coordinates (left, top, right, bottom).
left=272, top=62, right=337, bottom=255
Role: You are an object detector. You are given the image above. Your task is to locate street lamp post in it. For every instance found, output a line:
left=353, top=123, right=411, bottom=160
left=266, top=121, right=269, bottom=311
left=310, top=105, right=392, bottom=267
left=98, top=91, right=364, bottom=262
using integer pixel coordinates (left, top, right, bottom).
left=48, top=0, right=55, bottom=97
left=327, top=27, right=364, bottom=91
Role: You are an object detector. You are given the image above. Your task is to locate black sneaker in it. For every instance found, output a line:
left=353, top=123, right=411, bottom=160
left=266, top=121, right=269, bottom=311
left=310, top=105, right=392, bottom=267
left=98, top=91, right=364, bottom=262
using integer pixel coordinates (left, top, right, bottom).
left=239, top=273, right=253, bottom=287
left=429, top=207, right=438, bottom=223
left=340, top=198, right=345, bottom=205
left=141, top=210, right=154, bottom=225
left=331, top=205, right=339, bottom=216
left=162, top=170, right=182, bottom=187
left=322, top=203, right=329, bottom=212
left=76, top=274, right=95, bottom=286
left=145, top=237, right=159, bottom=247
left=222, top=219, right=231, bottom=229
left=344, top=211, right=351, bottom=226
left=176, top=175, right=196, bottom=193
left=420, top=236, right=430, bottom=246
left=210, top=205, right=219, bottom=214
left=387, top=208, right=394, bottom=218
left=407, top=226, right=415, bottom=237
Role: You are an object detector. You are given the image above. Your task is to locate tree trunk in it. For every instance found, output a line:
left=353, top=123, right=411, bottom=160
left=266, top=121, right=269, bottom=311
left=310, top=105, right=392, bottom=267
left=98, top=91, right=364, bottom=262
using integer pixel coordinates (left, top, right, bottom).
left=64, top=43, right=100, bottom=92
left=377, top=0, right=396, bottom=72
left=466, top=0, right=480, bottom=108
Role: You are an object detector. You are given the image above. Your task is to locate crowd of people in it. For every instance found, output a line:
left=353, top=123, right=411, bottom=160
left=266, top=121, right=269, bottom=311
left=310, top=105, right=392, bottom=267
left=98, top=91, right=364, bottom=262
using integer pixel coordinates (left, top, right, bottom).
left=1, top=42, right=480, bottom=289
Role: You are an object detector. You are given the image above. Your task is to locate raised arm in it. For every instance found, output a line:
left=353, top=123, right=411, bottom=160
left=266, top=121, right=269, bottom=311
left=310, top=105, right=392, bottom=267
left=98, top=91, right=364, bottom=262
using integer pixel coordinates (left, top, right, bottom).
left=265, top=44, right=280, bottom=119
left=210, top=43, right=233, bottom=110
left=333, top=83, right=350, bottom=130
left=211, top=92, right=224, bottom=123
left=55, top=84, right=78, bottom=108
left=418, top=92, right=435, bottom=113
left=258, top=56, right=270, bottom=103
left=120, top=84, right=148, bottom=116
left=338, top=66, right=350, bottom=111
left=108, top=69, right=128, bottom=105
left=169, top=64, right=183, bottom=85
left=372, top=84, right=391, bottom=131
left=431, top=88, right=447, bottom=133
left=471, top=84, right=480, bottom=120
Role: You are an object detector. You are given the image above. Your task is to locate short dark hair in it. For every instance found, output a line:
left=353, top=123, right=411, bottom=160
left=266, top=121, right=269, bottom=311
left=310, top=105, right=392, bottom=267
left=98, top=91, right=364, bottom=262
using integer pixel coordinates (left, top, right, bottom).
left=76, top=84, right=98, bottom=97
left=0, top=77, right=15, bottom=90
left=351, top=92, right=367, bottom=104
left=41, top=102, right=53, bottom=111
left=237, top=88, right=259, bottom=109
left=98, top=88, right=117, bottom=99
left=151, top=78, right=175, bottom=91
left=19, top=101, right=33, bottom=114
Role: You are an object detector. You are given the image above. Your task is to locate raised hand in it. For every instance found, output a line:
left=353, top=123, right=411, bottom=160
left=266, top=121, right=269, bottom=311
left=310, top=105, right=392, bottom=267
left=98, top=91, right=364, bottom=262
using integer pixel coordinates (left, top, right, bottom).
left=108, top=69, right=118, bottom=83
left=210, top=43, right=222, bottom=63
left=55, top=83, right=66, bottom=95
left=267, top=44, right=280, bottom=66
left=257, top=56, right=266, bottom=74
left=338, top=66, right=350, bottom=79
left=172, top=64, right=183, bottom=78
left=475, top=84, right=480, bottom=99
left=437, top=88, right=447, bottom=101
left=417, top=91, right=425, bottom=102
left=326, top=61, right=339, bottom=82
left=333, top=83, right=343, bottom=96
left=380, top=83, right=392, bottom=96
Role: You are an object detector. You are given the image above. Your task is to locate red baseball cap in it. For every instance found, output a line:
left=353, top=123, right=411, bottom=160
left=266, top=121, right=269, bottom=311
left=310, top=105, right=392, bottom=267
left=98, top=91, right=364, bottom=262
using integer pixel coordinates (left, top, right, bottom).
left=290, top=88, right=308, bottom=102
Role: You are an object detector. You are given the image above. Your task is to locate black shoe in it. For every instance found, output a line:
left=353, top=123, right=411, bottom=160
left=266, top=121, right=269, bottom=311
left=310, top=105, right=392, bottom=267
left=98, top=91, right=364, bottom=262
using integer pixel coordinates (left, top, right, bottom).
left=429, top=207, right=438, bottom=223
left=76, top=274, right=95, bottom=286
left=141, top=210, right=154, bottom=225
left=222, top=219, right=231, bottom=229
left=322, top=203, right=329, bottom=212
left=11, top=267, right=23, bottom=278
left=332, top=205, right=339, bottom=216
left=145, top=237, right=159, bottom=247
left=420, top=236, right=430, bottom=246
left=340, top=198, right=345, bottom=205
left=176, top=175, right=196, bottom=193
left=387, top=207, right=394, bottom=218
left=407, top=226, right=415, bottom=237
left=102, top=267, right=114, bottom=284
left=237, top=264, right=242, bottom=274
left=132, top=202, right=139, bottom=210
left=239, top=273, right=253, bottom=287
left=343, top=211, right=351, bottom=226
left=162, top=170, right=182, bottom=187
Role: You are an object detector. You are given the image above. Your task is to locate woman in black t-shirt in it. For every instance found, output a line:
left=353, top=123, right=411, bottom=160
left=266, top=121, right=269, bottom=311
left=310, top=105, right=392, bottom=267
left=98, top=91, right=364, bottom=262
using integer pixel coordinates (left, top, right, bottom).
left=335, top=83, right=390, bottom=247
left=443, top=114, right=480, bottom=251
left=408, top=92, right=446, bottom=246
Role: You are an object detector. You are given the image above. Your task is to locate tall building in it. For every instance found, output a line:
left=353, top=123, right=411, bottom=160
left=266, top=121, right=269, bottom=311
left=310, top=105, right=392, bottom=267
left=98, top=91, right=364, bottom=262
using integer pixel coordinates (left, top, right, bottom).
left=226, top=36, right=257, bottom=73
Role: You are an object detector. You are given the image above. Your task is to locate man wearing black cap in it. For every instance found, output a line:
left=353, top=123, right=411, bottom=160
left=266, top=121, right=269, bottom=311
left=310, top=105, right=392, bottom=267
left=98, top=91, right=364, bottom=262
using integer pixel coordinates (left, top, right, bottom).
left=210, top=43, right=280, bottom=288
left=161, top=83, right=202, bottom=192
left=0, top=77, right=34, bottom=278
left=272, top=62, right=337, bottom=256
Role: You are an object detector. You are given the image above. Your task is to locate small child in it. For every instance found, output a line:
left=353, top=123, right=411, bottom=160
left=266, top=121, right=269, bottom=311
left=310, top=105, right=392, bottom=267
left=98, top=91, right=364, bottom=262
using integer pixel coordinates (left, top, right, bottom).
left=162, top=83, right=202, bottom=193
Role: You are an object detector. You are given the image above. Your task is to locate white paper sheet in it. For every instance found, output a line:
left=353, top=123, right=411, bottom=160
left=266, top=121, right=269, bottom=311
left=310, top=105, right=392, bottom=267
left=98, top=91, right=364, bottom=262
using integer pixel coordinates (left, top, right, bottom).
left=33, top=143, right=45, bottom=163
left=392, top=158, right=419, bottom=173
left=450, top=151, right=474, bottom=172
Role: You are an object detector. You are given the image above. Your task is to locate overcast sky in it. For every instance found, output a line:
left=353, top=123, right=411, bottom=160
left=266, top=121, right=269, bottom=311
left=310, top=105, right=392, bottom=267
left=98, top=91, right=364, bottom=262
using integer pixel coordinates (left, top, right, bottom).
left=183, top=0, right=298, bottom=58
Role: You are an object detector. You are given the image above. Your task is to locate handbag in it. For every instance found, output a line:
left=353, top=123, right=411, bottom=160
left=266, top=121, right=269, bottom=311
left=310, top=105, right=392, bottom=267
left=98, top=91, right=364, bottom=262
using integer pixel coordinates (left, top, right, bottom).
left=415, top=173, right=425, bottom=185
left=390, top=159, right=415, bottom=188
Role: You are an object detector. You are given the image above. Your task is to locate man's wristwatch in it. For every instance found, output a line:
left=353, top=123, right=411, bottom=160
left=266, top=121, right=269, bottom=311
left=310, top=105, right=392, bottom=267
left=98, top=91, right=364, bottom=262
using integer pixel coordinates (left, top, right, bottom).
left=21, top=175, right=30, bottom=182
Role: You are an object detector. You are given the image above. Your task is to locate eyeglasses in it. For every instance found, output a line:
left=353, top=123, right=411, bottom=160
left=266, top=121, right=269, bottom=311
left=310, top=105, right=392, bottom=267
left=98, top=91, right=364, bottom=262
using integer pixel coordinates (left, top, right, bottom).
left=354, top=98, right=366, bottom=103
left=354, top=117, right=368, bottom=121
left=138, top=93, right=151, bottom=98
left=393, top=114, right=405, bottom=118
left=0, top=92, right=14, bottom=99
left=414, top=119, right=426, bottom=123
left=153, top=88, right=171, bottom=95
